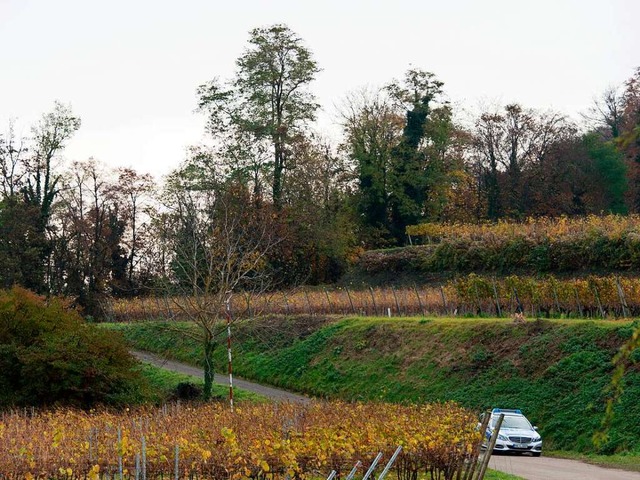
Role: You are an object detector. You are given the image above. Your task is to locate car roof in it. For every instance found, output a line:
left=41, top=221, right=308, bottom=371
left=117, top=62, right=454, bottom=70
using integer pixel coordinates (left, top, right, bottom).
left=491, top=408, right=525, bottom=416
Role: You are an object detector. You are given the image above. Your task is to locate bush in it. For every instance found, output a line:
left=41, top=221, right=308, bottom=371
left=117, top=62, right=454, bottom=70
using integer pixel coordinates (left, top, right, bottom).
left=173, top=381, right=203, bottom=400
left=0, top=287, right=144, bottom=407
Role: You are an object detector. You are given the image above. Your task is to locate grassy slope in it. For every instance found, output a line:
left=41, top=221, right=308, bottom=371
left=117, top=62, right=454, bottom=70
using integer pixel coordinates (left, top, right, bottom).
left=109, top=316, right=640, bottom=454
left=135, top=363, right=264, bottom=404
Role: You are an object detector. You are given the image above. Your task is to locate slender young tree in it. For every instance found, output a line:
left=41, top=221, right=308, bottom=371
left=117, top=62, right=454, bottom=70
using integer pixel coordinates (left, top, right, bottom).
left=163, top=159, right=281, bottom=400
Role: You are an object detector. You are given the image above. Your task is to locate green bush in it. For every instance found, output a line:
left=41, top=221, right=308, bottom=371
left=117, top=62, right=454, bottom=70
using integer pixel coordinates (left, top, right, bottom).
left=0, top=287, right=144, bottom=407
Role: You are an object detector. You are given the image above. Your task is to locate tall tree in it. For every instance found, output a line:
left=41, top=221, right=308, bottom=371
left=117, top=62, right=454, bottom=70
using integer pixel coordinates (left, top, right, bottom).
left=341, top=88, right=403, bottom=247
left=24, top=102, right=81, bottom=227
left=115, top=168, right=154, bottom=293
left=0, top=103, right=80, bottom=293
left=197, top=24, right=320, bottom=209
left=385, top=69, right=447, bottom=241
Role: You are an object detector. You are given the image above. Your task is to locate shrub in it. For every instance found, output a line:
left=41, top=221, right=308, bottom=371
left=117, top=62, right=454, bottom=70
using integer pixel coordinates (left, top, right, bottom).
left=0, top=287, right=143, bottom=407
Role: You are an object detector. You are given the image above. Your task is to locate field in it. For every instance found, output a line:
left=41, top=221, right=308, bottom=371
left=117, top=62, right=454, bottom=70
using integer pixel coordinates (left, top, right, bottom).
left=0, top=401, right=482, bottom=480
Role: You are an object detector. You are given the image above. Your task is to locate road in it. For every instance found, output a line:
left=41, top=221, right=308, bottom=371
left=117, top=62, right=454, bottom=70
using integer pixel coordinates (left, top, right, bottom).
left=132, top=350, right=310, bottom=403
left=489, top=453, right=640, bottom=480
left=134, top=350, right=640, bottom=480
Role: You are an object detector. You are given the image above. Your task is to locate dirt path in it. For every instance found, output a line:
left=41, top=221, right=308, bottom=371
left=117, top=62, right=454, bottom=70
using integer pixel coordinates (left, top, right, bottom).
left=489, top=453, right=640, bottom=480
left=133, top=350, right=310, bottom=404
left=135, top=350, right=639, bottom=480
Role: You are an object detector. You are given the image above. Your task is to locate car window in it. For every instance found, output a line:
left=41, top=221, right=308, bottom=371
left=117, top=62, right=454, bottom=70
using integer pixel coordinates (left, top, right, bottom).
left=491, top=415, right=532, bottom=429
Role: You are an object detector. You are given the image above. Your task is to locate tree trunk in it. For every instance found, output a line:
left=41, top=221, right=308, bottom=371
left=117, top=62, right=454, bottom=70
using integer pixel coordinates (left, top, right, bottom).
left=273, top=140, right=284, bottom=209
left=203, top=336, right=215, bottom=400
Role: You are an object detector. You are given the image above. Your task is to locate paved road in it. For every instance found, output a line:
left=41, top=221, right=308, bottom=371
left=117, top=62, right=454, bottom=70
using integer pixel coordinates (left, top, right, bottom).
left=134, top=350, right=640, bottom=480
left=133, top=350, right=310, bottom=403
left=489, top=453, right=640, bottom=480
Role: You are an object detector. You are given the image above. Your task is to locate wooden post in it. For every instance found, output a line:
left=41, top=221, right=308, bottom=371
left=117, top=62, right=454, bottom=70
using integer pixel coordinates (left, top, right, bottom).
left=141, top=435, right=147, bottom=480
left=345, top=287, right=356, bottom=315
left=492, top=279, right=502, bottom=318
left=440, top=286, right=448, bottom=315
left=552, top=283, right=561, bottom=316
left=226, top=298, right=234, bottom=412
left=473, top=282, right=482, bottom=315
left=476, top=414, right=504, bottom=480
left=592, top=285, right=605, bottom=318
left=369, top=287, right=378, bottom=316
left=174, top=444, right=180, bottom=480
left=462, top=411, right=490, bottom=480
left=324, top=287, right=333, bottom=313
left=615, top=277, right=630, bottom=318
left=513, top=288, right=524, bottom=314
left=282, top=291, right=290, bottom=315
left=573, top=285, right=583, bottom=318
left=118, top=426, right=124, bottom=480
left=304, top=289, right=313, bottom=316
left=391, top=286, right=402, bottom=317
left=413, top=284, right=425, bottom=316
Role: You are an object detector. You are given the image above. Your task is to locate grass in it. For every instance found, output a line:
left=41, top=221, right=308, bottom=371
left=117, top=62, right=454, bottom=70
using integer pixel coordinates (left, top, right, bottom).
left=483, top=470, right=524, bottom=480
left=108, top=316, right=640, bottom=456
left=135, top=361, right=266, bottom=403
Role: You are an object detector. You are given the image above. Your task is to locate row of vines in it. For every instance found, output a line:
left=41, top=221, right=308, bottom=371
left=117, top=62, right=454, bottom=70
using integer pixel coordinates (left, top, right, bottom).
left=108, top=275, right=640, bottom=321
left=0, top=401, right=481, bottom=480
left=406, top=215, right=640, bottom=244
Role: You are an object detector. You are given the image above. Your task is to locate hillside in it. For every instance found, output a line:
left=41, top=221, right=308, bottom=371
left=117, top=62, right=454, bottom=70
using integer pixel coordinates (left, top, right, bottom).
left=110, top=316, right=640, bottom=454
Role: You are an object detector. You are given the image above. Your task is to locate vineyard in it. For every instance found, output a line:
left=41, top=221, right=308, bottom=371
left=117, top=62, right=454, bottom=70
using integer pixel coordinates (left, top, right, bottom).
left=108, top=274, right=640, bottom=321
left=405, top=215, right=640, bottom=244
left=0, top=401, right=482, bottom=480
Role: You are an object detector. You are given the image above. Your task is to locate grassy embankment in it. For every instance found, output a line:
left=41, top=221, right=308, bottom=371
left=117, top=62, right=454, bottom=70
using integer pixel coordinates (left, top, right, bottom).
left=135, top=362, right=264, bottom=403
left=109, top=315, right=640, bottom=458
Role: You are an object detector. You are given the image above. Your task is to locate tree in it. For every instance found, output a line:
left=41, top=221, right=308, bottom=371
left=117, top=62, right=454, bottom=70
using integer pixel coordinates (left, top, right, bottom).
left=473, top=104, right=574, bottom=219
left=52, top=159, right=128, bottom=315
left=0, top=121, right=28, bottom=198
left=197, top=24, right=320, bottom=209
left=585, top=87, right=625, bottom=139
left=0, top=198, right=46, bottom=290
left=0, top=103, right=80, bottom=293
left=341, top=88, right=403, bottom=247
left=385, top=69, right=448, bottom=240
left=163, top=160, right=281, bottom=400
left=24, top=102, right=81, bottom=228
left=584, top=133, right=628, bottom=214
left=115, top=168, right=155, bottom=294
left=275, top=134, right=356, bottom=284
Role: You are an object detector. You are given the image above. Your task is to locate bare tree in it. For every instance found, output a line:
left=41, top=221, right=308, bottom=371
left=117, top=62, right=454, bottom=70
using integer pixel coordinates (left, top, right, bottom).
left=0, top=121, right=28, bottom=198
left=164, top=165, right=281, bottom=400
left=584, top=86, right=625, bottom=139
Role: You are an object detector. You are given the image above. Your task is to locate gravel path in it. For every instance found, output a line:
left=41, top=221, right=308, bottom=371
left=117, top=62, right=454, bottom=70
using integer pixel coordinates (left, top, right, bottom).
left=133, top=350, right=310, bottom=404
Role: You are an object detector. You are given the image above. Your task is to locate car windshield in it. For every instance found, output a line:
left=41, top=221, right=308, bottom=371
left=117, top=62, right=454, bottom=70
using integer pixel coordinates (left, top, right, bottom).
left=492, top=415, right=532, bottom=430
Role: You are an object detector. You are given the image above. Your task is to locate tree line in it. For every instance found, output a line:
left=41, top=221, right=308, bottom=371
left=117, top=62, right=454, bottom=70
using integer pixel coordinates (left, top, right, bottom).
left=1, top=23, right=639, bottom=314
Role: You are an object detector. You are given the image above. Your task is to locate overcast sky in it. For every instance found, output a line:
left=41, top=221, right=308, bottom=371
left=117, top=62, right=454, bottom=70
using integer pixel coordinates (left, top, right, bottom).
left=1, top=0, right=638, bottom=178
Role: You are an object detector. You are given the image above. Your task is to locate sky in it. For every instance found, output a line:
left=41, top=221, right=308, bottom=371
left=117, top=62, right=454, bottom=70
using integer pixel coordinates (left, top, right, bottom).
left=1, top=0, right=638, bottom=178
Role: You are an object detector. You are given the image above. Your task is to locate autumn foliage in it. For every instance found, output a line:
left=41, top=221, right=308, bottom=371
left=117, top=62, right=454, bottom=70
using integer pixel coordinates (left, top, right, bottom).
left=0, top=401, right=481, bottom=480
left=0, top=287, right=143, bottom=407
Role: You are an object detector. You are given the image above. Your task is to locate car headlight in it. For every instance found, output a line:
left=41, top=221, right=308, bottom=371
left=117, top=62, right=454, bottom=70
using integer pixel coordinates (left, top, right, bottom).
left=498, top=434, right=509, bottom=441
left=532, top=435, right=541, bottom=442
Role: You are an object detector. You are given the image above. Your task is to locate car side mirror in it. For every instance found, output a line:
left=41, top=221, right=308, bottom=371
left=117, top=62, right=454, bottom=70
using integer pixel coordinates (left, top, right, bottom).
left=533, top=426, right=538, bottom=431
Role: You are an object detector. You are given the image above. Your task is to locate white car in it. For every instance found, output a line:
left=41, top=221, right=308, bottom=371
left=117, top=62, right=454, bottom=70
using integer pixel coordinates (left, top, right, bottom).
left=481, top=409, right=542, bottom=456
